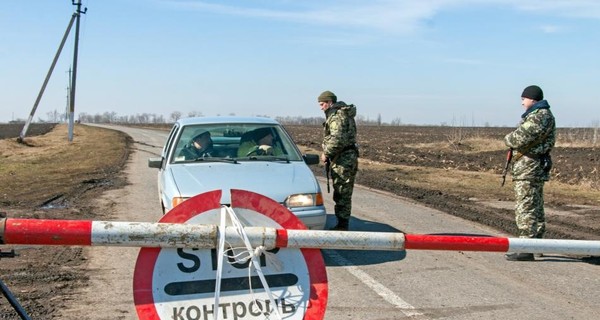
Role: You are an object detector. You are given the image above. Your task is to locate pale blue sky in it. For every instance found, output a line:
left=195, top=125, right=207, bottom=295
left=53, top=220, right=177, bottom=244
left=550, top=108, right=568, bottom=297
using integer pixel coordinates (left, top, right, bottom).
left=1, top=0, right=599, bottom=126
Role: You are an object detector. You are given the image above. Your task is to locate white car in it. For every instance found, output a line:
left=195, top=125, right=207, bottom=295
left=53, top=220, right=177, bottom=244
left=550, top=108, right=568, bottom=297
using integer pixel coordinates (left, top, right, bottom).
left=148, top=117, right=326, bottom=229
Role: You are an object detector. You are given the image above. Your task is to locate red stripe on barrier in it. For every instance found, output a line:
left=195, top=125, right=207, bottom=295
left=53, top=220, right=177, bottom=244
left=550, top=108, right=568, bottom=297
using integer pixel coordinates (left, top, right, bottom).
left=404, top=234, right=509, bottom=252
left=3, top=219, right=92, bottom=246
left=276, top=228, right=288, bottom=248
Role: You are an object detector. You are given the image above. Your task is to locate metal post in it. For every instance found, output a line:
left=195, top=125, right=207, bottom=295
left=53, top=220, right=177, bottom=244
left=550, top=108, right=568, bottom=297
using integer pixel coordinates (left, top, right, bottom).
left=0, top=249, right=32, bottom=320
left=0, top=278, right=31, bottom=320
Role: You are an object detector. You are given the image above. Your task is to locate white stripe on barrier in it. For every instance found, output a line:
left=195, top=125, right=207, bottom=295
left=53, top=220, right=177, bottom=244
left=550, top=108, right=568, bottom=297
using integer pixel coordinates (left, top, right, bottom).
left=90, top=221, right=219, bottom=247
left=508, top=238, right=600, bottom=256
left=286, top=229, right=405, bottom=250
left=90, top=222, right=280, bottom=248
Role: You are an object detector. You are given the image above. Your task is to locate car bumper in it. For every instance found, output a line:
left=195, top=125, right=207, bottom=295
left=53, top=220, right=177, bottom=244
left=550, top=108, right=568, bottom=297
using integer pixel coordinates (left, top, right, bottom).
left=289, top=206, right=327, bottom=230
left=164, top=198, right=327, bottom=229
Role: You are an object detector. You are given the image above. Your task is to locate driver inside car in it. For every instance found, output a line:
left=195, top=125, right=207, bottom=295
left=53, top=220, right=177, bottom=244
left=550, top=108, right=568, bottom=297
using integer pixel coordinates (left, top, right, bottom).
left=179, top=130, right=214, bottom=160
left=237, top=127, right=284, bottom=157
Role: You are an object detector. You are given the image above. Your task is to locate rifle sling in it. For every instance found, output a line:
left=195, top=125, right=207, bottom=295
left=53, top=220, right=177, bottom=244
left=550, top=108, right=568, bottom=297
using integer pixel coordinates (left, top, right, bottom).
left=511, top=126, right=553, bottom=162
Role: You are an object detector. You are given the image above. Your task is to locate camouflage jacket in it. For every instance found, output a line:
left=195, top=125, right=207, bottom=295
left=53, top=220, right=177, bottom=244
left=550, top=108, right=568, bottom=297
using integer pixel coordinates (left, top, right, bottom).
left=504, top=100, right=556, bottom=181
left=322, top=102, right=357, bottom=160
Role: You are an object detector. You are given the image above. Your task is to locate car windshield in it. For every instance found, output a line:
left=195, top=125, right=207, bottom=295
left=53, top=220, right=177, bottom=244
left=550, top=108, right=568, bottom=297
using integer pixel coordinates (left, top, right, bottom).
left=170, top=123, right=303, bottom=163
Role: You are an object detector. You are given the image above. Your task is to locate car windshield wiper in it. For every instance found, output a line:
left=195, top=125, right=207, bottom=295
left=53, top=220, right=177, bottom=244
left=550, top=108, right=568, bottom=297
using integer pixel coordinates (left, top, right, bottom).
left=190, top=157, right=238, bottom=164
left=270, top=156, right=290, bottom=163
left=239, top=156, right=290, bottom=163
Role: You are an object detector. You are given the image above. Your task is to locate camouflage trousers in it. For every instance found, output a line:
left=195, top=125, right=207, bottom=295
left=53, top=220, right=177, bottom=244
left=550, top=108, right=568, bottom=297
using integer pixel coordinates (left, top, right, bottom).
left=513, top=180, right=546, bottom=238
left=331, top=151, right=359, bottom=220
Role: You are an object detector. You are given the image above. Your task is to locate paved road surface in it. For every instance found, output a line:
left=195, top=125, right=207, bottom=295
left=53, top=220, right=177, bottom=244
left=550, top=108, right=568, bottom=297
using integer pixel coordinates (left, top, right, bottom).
left=61, top=125, right=599, bottom=320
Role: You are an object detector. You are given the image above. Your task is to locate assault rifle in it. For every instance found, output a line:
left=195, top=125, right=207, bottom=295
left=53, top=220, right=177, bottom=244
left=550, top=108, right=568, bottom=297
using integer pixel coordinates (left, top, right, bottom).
left=324, top=157, right=331, bottom=193
left=501, top=148, right=513, bottom=187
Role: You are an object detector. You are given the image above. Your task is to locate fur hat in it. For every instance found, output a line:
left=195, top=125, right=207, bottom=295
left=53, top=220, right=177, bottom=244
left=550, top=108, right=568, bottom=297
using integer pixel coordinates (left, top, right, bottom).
left=252, top=127, right=272, bottom=142
left=318, top=91, right=337, bottom=103
left=192, top=130, right=210, bottom=142
left=521, top=85, right=544, bottom=101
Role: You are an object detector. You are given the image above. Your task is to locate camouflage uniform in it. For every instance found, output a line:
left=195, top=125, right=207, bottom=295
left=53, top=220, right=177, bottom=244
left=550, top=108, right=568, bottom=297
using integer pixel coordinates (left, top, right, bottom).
left=179, top=132, right=214, bottom=160
left=323, top=101, right=359, bottom=221
left=504, top=99, right=556, bottom=238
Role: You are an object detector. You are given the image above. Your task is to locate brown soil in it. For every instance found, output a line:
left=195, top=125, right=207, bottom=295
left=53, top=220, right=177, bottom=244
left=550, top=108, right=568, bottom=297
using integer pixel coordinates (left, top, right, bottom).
left=0, top=123, right=598, bottom=318
left=0, top=123, right=58, bottom=140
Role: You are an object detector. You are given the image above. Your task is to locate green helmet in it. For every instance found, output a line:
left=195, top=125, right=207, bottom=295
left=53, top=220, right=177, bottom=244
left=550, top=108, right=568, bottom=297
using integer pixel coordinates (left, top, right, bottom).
left=318, top=90, right=337, bottom=103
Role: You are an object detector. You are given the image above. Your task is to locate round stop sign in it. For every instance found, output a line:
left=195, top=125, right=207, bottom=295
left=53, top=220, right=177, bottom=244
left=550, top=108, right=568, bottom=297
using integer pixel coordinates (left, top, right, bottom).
left=133, top=189, right=328, bottom=320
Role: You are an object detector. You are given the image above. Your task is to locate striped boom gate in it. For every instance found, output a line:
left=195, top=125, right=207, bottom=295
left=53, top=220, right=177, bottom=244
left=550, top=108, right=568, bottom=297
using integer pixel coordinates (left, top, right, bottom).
left=1, top=218, right=599, bottom=256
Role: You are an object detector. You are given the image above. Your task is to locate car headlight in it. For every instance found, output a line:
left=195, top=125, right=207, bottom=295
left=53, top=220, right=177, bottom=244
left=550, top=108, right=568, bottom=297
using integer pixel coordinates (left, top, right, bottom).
left=285, top=193, right=324, bottom=208
left=172, top=197, right=189, bottom=209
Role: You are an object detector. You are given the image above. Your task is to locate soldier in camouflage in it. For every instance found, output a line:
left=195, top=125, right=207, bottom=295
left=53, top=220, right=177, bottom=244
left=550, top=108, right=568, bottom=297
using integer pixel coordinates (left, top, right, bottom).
left=504, top=85, right=556, bottom=261
left=318, top=91, right=359, bottom=231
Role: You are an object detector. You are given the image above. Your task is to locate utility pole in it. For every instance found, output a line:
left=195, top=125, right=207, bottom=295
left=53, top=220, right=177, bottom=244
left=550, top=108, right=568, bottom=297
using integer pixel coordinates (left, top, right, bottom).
left=17, top=1, right=87, bottom=143
left=17, top=13, right=77, bottom=143
left=68, top=0, right=87, bottom=142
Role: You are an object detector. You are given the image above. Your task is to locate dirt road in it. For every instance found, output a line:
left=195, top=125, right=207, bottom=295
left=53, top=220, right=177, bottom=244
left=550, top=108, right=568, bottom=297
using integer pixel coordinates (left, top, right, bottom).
left=56, top=125, right=599, bottom=319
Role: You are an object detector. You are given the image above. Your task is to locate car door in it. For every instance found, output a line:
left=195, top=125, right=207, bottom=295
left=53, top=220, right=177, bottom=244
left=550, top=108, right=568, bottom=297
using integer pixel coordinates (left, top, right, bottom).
left=158, top=124, right=181, bottom=211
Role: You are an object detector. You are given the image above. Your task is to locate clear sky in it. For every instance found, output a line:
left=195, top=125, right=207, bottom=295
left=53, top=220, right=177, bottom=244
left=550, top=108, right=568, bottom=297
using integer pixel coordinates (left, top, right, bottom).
left=1, top=1, right=599, bottom=127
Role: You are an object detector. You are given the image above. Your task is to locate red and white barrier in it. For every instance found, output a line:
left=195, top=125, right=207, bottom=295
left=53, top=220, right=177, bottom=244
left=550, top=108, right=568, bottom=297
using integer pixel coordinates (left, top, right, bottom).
left=1, top=218, right=599, bottom=256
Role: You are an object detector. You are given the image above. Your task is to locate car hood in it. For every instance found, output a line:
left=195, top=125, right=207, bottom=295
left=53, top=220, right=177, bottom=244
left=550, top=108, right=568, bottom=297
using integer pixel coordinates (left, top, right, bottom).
left=167, top=161, right=319, bottom=204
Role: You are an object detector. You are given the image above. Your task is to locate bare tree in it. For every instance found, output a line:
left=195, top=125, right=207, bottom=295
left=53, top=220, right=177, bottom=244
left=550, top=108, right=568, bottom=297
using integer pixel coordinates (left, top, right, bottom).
left=170, top=111, right=182, bottom=122
left=46, top=109, right=64, bottom=122
left=187, top=111, right=203, bottom=118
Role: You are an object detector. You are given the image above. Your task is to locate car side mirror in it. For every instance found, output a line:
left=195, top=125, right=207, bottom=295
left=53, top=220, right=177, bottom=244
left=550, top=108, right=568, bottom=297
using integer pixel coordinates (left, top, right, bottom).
left=148, top=157, right=163, bottom=169
left=303, top=153, right=319, bottom=165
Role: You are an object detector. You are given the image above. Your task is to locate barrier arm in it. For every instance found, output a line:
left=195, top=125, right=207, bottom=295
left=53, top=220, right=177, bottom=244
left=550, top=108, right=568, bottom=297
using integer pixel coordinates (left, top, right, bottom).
left=1, top=218, right=599, bottom=256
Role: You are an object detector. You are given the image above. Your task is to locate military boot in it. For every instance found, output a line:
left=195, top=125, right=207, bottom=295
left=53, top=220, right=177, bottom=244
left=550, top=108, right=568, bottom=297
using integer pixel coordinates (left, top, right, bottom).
left=329, top=218, right=349, bottom=231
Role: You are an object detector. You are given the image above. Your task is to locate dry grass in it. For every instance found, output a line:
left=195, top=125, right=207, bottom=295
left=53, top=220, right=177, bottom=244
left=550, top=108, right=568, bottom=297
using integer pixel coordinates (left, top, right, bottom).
left=357, top=159, right=600, bottom=205
left=0, top=124, right=129, bottom=207
left=406, top=137, right=507, bottom=153
left=557, top=127, right=599, bottom=147
left=410, top=135, right=598, bottom=154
